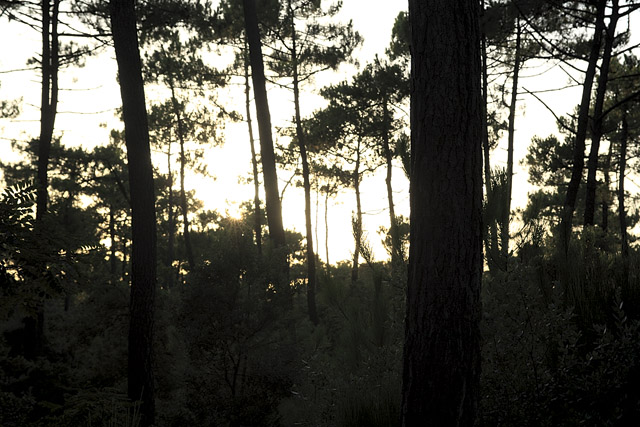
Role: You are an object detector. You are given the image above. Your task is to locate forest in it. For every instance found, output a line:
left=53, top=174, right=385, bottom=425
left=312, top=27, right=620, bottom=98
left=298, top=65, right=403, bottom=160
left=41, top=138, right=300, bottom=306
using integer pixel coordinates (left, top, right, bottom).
left=1, top=0, right=640, bottom=426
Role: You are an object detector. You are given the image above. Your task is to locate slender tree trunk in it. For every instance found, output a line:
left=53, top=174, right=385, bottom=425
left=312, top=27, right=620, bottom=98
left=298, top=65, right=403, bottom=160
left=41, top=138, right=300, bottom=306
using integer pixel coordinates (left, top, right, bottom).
left=351, top=141, right=362, bottom=286
left=244, top=42, right=262, bottom=254
left=122, top=229, right=128, bottom=282
left=502, top=16, right=521, bottom=266
left=382, top=95, right=401, bottom=265
left=168, top=82, right=195, bottom=270
left=26, top=0, right=59, bottom=360
left=601, top=140, right=613, bottom=232
left=242, top=0, right=286, bottom=253
left=402, top=0, right=482, bottom=424
left=167, top=147, right=175, bottom=287
left=481, top=1, right=498, bottom=272
left=619, top=111, right=629, bottom=258
left=110, top=204, right=117, bottom=280
left=561, top=0, right=606, bottom=251
left=36, top=0, right=58, bottom=222
left=290, top=3, right=318, bottom=325
left=584, top=0, right=619, bottom=227
left=110, top=1, right=157, bottom=424
left=325, top=188, right=330, bottom=273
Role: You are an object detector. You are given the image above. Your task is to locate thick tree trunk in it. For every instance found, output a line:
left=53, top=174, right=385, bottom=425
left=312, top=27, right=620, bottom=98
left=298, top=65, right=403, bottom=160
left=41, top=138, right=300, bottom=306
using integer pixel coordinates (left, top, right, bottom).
left=502, top=17, right=521, bottom=266
left=244, top=43, right=262, bottom=254
left=290, top=3, right=318, bottom=325
left=242, top=0, right=287, bottom=269
left=619, top=112, right=629, bottom=258
left=584, top=0, right=619, bottom=227
left=110, top=1, right=157, bottom=424
left=402, top=0, right=483, bottom=425
left=561, top=0, right=606, bottom=251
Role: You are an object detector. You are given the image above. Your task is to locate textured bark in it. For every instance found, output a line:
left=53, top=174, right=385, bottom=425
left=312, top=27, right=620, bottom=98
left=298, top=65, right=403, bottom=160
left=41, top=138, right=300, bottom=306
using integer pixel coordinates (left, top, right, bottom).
left=402, top=0, right=483, bottom=425
left=584, top=0, right=619, bottom=227
left=502, top=17, right=521, bottom=265
left=244, top=43, right=262, bottom=254
left=110, top=1, right=157, bottom=424
left=561, top=0, right=606, bottom=251
left=289, top=2, right=318, bottom=325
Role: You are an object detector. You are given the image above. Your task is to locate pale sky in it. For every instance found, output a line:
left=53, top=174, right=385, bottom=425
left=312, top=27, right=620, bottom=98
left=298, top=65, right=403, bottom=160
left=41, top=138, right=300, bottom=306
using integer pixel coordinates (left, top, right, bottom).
left=1, top=2, right=637, bottom=263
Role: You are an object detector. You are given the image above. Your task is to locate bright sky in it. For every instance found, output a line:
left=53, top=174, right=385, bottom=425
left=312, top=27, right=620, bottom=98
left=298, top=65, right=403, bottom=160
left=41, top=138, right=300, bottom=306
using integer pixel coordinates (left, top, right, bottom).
left=1, top=2, right=637, bottom=263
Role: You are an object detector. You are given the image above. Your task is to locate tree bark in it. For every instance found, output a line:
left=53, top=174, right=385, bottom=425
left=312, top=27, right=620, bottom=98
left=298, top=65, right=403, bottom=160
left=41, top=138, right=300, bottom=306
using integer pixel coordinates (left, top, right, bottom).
left=110, top=1, right=157, bottom=424
left=561, top=0, right=606, bottom=251
left=244, top=42, right=262, bottom=254
left=584, top=0, right=619, bottom=227
left=402, top=0, right=483, bottom=425
left=481, top=0, right=498, bottom=272
left=36, top=0, right=58, bottom=222
left=382, top=93, right=401, bottom=266
left=502, top=16, right=521, bottom=266
left=242, top=0, right=287, bottom=268
left=25, top=0, right=60, bottom=361
left=289, top=1, right=318, bottom=325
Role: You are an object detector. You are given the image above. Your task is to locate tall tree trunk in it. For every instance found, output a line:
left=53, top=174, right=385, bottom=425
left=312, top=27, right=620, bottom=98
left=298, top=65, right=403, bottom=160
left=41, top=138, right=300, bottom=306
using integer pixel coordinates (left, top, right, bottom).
left=584, top=0, right=619, bottom=227
left=351, top=141, right=362, bottom=286
left=382, top=94, right=401, bottom=265
left=26, top=0, right=60, bottom=360
left=481, top=0, right=498, bottom=272
left=619, top=111, right=629, bottom=258
left=36, top=0, right=58, bottom=222
left=167, top=147, right=175, bottom=287
left=561, top=0, right=606, bottom=252
left=168, top=82, right=195, bottom=270
left=110, top=1, right=157, bottom=424
left=242, top=0, right=287, bottom=262
left=502, top=16, right=521, bottom=267
left=325, top=188, right=330, bottom=273
left=601, top=140, right=614, bottom=232
left=244, top=42, right=262, bottom=254
left=290, top=2, right=318, bottom=325
left=402, top=0, right=482, bottom=424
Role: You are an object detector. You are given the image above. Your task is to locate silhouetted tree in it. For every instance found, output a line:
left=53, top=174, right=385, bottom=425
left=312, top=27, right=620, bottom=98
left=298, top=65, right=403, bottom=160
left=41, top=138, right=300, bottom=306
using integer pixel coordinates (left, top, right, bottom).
left=401, top=0, right=483, bottom=425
